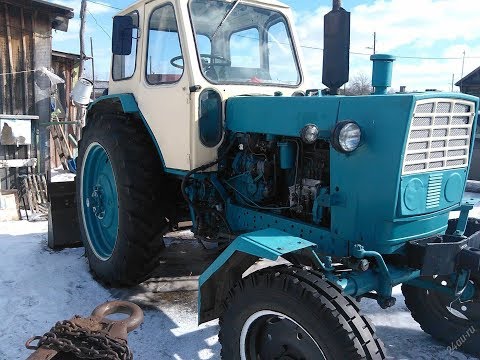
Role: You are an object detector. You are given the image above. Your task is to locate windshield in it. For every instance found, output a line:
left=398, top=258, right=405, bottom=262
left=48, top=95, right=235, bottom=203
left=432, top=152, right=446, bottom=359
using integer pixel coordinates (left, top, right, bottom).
left=189, top=0, right=301, bottom=86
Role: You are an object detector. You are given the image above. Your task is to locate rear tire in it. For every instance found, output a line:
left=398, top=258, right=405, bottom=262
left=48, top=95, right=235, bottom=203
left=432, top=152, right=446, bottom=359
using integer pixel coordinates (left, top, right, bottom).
left=77, top=113, right=172, bottom=286
left=219, top=265, right=386, bottom=360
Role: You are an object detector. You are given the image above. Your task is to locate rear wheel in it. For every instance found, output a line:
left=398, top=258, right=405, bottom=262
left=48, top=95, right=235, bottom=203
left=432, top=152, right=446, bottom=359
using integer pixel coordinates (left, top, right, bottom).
left=219, top=265, right=386, bottom=360
left=77, top=113, right=172, bottom=286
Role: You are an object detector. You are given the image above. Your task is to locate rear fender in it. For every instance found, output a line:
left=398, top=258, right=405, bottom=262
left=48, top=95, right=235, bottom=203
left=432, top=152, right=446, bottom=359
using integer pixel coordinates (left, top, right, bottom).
left=86, top=94, right=165, bottom=167
left=198, top=228, right=316, bottom=324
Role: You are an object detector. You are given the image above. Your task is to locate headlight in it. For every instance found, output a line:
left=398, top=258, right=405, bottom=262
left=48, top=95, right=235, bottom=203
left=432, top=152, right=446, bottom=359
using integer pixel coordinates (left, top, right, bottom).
left=301, top=124, right=319, bottom=144
left=332, top=121, right=362, bottom=153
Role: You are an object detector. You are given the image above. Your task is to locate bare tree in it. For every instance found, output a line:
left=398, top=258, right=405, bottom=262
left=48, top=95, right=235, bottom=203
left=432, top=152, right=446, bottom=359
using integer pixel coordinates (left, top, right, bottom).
left=342, top=72, right=373, bottom=96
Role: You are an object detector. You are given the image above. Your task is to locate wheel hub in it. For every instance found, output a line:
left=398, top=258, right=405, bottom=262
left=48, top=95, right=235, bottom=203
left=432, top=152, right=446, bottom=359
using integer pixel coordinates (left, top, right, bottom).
left=257, top=317, right=322, bottom=360
left=89, top=185, right=106, bottom=220
left=241, top=311, right=326, bottom=360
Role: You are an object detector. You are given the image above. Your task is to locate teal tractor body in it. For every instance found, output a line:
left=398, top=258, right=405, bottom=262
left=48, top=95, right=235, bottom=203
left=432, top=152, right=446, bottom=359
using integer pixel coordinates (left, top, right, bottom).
left=77, top=0, right=480, bottom=358
left=197, top=90, right=479, bottom=322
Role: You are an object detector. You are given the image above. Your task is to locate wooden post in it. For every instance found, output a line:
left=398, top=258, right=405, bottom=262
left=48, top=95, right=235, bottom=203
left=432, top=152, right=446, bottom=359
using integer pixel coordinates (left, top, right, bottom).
left=4, top=3, right=14, bottom=114
left=20, top=8, right=29, bottom=115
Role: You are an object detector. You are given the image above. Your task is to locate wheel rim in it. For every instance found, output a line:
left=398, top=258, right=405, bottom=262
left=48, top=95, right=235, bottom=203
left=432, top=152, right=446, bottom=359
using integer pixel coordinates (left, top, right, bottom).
left=240, top=310, right=326, bottom=360
left=428, top=275, right=480, bottom=324
left=81, top=142, right=119, bottom=260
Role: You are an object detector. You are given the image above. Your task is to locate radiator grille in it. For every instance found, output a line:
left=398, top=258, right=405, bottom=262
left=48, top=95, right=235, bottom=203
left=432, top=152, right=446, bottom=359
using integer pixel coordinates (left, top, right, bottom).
left=403, top=99, right=475, bottom=175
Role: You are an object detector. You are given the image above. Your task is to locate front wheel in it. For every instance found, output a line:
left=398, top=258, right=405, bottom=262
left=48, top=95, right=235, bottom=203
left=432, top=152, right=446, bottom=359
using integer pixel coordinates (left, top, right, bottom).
left=219, top=266, right=386, bottom=360
left=402, top=277, right=480, bottom=356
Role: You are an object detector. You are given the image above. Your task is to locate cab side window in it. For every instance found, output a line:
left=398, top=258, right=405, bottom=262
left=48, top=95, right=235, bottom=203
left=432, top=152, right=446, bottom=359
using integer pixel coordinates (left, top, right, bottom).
left=146, top=4, right=183, bottom=85
left=112, top=11, right=139, bottom=80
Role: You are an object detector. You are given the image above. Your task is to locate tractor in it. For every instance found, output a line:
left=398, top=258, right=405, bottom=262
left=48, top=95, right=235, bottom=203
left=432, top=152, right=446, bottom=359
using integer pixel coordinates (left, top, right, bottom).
left=75, top=0, right=480, bottom=358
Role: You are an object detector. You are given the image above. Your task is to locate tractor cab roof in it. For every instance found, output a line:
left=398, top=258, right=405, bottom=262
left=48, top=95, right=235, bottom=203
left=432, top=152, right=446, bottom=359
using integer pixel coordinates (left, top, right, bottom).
left=118, top=0, right=290, bottom=16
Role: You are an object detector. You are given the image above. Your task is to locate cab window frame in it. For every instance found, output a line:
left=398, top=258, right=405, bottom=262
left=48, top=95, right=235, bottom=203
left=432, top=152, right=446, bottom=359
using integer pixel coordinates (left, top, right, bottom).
left=187, top=0, right=303, bottom=88
left=145, top=2, right=185, bottom=86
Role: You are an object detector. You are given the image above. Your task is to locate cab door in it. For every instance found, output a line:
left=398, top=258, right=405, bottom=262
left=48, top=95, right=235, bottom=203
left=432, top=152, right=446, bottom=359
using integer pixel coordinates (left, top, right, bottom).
left=136, top=0, right=192, bottom=171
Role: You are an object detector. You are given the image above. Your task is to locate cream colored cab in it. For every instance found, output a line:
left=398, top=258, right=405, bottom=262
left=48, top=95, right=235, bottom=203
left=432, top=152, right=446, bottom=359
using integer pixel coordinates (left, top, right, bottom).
left=109, top=0, right=308, bottom=171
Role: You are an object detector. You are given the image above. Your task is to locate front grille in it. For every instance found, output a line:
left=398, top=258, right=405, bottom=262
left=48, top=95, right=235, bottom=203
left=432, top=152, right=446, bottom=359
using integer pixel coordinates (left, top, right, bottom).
left=403, top=99, right=476, bottom=175
left=426, top=173, right=443, bottom=209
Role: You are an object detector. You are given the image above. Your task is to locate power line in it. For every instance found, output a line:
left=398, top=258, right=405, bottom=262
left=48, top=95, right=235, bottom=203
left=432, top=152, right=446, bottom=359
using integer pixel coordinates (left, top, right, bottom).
left=87, top=0, right=122, bottom=11
left=234, top=34, right=480, bottom=60
left=87, top=9, right=111, bottom=38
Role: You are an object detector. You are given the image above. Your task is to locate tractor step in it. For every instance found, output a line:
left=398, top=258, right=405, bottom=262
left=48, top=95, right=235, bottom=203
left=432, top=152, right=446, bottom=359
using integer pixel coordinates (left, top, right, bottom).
left=407, top=231, right=480, bottom=276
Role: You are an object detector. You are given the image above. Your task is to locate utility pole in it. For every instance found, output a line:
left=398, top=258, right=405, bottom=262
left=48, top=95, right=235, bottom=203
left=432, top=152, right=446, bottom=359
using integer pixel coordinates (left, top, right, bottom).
left=461, top=50, right=466, bottom=80
left=90, top=37, right=96, bottom=99
left=79, top=0, right=87, bottom=79
left=451, top=73, right=454, bottom=92
left=367, top=32, right=377, bottom=54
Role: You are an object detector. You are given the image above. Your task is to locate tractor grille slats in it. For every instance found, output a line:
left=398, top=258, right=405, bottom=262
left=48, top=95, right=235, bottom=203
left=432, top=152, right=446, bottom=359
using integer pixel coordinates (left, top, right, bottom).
left=403, top=99, right=475, bottom=175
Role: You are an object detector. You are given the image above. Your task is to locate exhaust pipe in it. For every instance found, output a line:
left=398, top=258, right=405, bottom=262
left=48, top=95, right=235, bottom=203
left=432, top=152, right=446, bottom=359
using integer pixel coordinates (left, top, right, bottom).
left=322, top=0, right=351, bottom=95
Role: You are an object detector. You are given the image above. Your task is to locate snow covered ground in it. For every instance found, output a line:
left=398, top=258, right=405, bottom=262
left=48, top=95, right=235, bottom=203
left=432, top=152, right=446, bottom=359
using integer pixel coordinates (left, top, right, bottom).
left=0, top=219, right=478, bottom=359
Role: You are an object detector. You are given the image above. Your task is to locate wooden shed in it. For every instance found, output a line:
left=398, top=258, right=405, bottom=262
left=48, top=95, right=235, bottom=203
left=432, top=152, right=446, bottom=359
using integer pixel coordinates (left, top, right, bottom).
left=0, top=0, right=73, bottom=191
left=456, top=66, right=480, bottom=98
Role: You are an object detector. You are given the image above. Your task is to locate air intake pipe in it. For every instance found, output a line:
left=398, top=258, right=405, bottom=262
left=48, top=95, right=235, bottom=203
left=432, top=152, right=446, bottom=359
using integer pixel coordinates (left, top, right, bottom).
left=371, top=54, right=396, bottom=95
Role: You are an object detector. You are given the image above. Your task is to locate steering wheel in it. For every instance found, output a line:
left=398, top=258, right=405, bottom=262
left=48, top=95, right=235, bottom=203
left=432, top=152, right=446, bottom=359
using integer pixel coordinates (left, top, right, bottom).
left=170, top=54, right=231, bottom=70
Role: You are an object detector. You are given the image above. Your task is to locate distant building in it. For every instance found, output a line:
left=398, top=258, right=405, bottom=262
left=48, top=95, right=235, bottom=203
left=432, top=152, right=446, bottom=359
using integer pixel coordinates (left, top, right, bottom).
left=0, top=0, right=73, bottom=190
left=456, top=67, right=480, bottom=180
left=94, top=80, right=109, bottom=99
left=456, top=67, right=480, bottom=98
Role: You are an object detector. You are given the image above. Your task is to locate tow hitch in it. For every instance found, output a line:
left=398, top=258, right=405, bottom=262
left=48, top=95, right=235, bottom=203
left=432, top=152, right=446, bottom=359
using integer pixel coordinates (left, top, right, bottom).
left=408, top=230, right=480, bottom=276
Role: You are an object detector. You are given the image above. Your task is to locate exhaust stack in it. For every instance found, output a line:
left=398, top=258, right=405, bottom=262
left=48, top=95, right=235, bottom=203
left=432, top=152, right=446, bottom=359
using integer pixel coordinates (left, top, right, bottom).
left=322, top=0, right=351, bottom=95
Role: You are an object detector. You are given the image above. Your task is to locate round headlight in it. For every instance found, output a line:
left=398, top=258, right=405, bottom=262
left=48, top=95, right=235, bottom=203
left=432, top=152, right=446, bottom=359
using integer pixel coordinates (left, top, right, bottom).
left=301, top=124, right=319, bottom=144
left=332, top=121, right=362, bottom=153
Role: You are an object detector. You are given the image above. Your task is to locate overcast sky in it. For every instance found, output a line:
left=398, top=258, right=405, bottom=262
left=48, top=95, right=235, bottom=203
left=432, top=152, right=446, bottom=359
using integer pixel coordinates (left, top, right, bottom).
left=52, top=0, right=480, bottom=92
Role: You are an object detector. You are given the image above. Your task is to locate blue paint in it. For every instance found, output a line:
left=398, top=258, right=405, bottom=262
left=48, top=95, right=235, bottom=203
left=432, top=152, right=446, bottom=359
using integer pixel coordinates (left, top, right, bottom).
left=225, top=92, right=478, bottom=257
left=312, top=187, right=329, bottom=224
left=336, top=265, right=420, bottom=299
left=81, top=143, right=119, bottom=260
left=371, top=54, right=396, bottom=95
left=225, top=202, right=343, bottom=255
left=398, top=169, right=467, bottom=217
left=278, top=142, right=296, bottom=169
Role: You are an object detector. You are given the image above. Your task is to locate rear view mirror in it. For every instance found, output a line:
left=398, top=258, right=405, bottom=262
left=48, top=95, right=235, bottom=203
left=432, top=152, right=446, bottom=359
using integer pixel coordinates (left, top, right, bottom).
left=112, top=16, right=134, bottom=55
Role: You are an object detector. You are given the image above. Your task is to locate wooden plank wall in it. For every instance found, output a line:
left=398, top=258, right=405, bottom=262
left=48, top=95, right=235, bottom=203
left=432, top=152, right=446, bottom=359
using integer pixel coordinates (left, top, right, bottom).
left=0, top=2, right=38, bottom=190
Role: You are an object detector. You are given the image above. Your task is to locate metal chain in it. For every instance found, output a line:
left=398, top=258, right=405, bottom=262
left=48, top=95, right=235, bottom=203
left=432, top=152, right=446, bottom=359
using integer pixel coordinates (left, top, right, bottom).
left=30, top=318, right=133, bottom=360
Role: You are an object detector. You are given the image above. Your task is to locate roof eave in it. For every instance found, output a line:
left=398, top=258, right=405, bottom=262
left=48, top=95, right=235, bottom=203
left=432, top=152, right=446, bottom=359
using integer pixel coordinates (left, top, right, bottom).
left=32, top=0, right=74, bottom=32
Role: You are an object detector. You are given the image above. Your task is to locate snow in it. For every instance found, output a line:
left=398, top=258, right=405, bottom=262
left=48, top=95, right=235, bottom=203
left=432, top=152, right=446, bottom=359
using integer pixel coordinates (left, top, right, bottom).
left=50, top=167, right=76, bottom=183
left=0, top=219, right=477, bottom=359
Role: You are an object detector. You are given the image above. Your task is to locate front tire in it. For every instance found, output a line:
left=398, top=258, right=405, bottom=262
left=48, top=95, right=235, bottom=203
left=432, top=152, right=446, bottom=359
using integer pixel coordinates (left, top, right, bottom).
left=77, top=113, right=172, bottom=286
left=219, top=266, right=386, bottom=360
left=402, top=218, right=480, bottom=356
